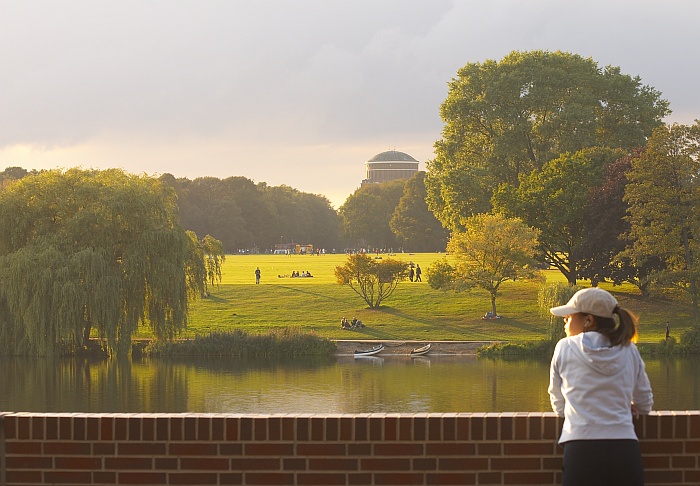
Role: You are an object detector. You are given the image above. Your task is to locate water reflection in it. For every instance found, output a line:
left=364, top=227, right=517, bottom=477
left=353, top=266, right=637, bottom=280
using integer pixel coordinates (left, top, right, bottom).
left=0, top=355, right=698, bottom=413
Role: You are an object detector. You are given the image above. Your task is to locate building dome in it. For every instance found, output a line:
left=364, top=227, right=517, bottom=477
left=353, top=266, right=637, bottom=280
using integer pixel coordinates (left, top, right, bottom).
left=362, top=150, right=419, bottom=186
left=367, top=150, right=418, bottom=163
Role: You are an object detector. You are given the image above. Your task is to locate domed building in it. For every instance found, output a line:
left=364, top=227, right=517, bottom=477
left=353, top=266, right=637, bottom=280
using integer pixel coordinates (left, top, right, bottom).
left=361, top=150, right=419, bottom=186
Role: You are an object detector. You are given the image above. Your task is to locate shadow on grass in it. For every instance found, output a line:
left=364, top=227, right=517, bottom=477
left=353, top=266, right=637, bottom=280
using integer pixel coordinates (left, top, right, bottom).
left=277, top=285, right=357, bottom=306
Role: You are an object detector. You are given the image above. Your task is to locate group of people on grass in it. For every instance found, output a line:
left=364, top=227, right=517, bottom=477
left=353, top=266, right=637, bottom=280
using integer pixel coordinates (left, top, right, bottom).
left=340, top=317, right=364, bottom=330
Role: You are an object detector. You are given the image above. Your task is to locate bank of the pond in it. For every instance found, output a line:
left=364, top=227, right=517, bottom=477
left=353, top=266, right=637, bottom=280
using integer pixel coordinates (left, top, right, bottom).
left=334, top=340, right=503, bottom=356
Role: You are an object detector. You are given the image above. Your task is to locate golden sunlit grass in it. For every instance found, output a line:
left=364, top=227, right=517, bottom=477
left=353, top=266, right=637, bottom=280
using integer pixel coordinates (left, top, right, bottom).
left=163, top=253, right=694, bottom=344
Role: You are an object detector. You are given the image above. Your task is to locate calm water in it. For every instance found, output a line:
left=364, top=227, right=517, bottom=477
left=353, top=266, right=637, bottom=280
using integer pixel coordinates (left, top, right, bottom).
left=1, top=355, right=698, bottom=413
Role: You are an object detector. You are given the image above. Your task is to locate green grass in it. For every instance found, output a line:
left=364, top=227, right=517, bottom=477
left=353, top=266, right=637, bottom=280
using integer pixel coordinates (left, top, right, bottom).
left=149, top=253, right=696, bottom=344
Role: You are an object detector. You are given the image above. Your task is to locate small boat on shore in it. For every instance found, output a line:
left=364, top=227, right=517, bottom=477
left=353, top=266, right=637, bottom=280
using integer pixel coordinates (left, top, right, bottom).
left=410, top=343, right=432, bottom=357
left=354, top=344, right=384, bottom=357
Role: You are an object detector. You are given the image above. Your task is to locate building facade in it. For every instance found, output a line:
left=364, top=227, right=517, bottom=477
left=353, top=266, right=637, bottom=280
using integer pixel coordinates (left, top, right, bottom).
left=361, top=150, right=419, bottom=186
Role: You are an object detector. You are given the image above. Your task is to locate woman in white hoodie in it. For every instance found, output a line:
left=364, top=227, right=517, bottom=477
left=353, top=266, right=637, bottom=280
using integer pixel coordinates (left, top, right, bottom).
left=549, top=287, right=653, bottom=486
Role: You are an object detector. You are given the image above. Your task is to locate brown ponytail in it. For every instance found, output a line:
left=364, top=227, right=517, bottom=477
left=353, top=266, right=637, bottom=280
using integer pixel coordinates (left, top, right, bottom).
left=592, top=306, right=638, bottom=346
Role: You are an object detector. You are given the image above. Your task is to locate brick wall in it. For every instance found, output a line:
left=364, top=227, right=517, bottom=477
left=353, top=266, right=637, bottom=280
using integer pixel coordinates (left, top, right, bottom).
left=1, top=411, right=698, bottom=485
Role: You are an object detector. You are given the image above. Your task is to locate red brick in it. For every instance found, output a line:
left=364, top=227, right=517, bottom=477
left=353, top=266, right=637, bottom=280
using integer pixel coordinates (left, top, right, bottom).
left=282, top=458, right=306, bottom=470
left=354, top=417, right=368, bottom=441
left=46, top=416, right=58, bottom=439
left=426, top=472, right=476, bottom=485
left=198, top=417, right=211, bottom=440
left=485, top=416, right=499, bottom=440
left=339, top=417, right=353, bottom=441
left=491, top=457, right=541, bottom=470
left=326, top=417, right=341, bottom=441
left=239, top=417, right=253, bottom=440
left=180, top=457, right=230, bottom=470
left=348, top=472, right=372, bottom=484
left=219, top=443, right=243, bottom=455
left=499, top=416, right=513, bottom=440
left=169, top=442, right=217, bottom=455
left=184, top=416, right=197, bottom=440
left=470, top=417, right=483, bottom=440
left=369, top=417, right=382, bottom=441
left=211, top=417, right=225, bottom=440
left=118, top=442, right=166, bottom=455
left=74, top=416, right=86, bottom=440
left=644, top=470, right=683, bottom=484
left=114, top=417, right=128, bottom=440
left=640, top=440, right=684, bottom=454
left=504, top=442, right=555, bottom=455
left=443, top=416, right=457, bottom=441
left=456, top=416, right=470, bottom=441
left=413, top=417, right=427, bottom=440
left=128, top=417, right=141, bottom=439
left=4, top=416, right=17, bottom=438
left=17, top=416, right=30, bottom=439
left=426, top=442, right=475, bottom=456
left=297, top=472, right=347, bottom=485
left=671, top=455, right=696, bottom=468
left=399, top=417, right=413, bottom=440
left=225, top=417, right=239, bottom=441
left=220, top=472, right=244, bottom=485
left=476, top=443, right=501, bottom=455
left=54, top=456, right=103, bottom=469
left=439, top=457, right=489, bottom=471
left=310, top=417, right=324, bottom=441
left=155, top=457, right=178, bottom=469
left=297, top=443, right=345, bottom=455
left=93, top=442, right=115, bottom=455
left=244, top=472, right=294, bottom=485
left=105, top=457, right=153, bottom=469
left=45, top=471, right=92, bottom=484
left=169, top=472, right=218, bottom=485
left=231, top=458, right=280, bottom=470
left=170, top=417, right=183, bottom=440
left=6, top=456, right=53, bottom=469
left=142, top=417, right=155, bottom=440
left=245, top=443, right=294, bottom=456
left=44, top=441, right=91, bottom=455
left=31, top=416, right=44, bottom=439
left=94, top=471, right=117, bottom=484
left=374, top=472, right=424, bottom=484
left=477, top=471, right=503, bottom=484
left=687, top=440, right=700, bottom=453
left=374, top=443, right=423, bottom=456
left=412, top=457, right=437, bottom=470
left=308, top=458, right=358, bottom=471
left=5, top=441, right=41, bottom=454
left=362, top=457, right=411, bottom=471
left=101, top=416, right=114, bottom=440
left=347, top=443, right=371, bottom=455
left=5, top=470, right=42, bottom=483
left=642, top=455, right=670, bottom=468
left=117, top=472, right=168, bottom=484
left=156, top=416, right=169, bottom=440
left=429, top=416, right=442, bottom=440
left=254, top=417, right=268, bottom=440
left=268, top=417, right=281, bottom=440
left=87, top=416, right=100, bottom=440
left=282, top=417, right=295, bottom=441
left=527, top=415, right=542, bottom=440
left=503, top=471, right=555, bottom=484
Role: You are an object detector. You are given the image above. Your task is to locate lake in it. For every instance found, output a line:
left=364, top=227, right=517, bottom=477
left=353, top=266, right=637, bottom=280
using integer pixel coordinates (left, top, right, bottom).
left=1, top=355, right=698, bottom=413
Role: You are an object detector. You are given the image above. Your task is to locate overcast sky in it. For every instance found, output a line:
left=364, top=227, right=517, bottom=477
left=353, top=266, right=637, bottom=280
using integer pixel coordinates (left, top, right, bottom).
left=2, top=1, right=698, bottom=208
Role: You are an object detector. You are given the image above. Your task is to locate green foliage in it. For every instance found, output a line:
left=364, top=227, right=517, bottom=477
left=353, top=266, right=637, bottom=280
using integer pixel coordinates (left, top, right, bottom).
left=477, top=340, right=555, bottom=358
left=0, top=169, right=191, bottom=356
left=335, top=253, right=409, bottom=308
left=494, top=147, right=626, bottom=284
left=623, top=122, right=700, bottom=324
left=426, top=50, right=669, bottom=230
left=430, top=213, right=542, bottom=317
left=339, top=180, right=405, bottom=249
left=538, top=283, right=584, bottom=342
left=144, top=327, right=337, bottom=358
left=389, top=172, right=449, bottom=252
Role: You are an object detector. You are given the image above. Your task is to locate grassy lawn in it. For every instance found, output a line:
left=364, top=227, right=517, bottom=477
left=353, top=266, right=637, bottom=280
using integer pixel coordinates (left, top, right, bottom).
left=161, top=253, right=694, bottom=344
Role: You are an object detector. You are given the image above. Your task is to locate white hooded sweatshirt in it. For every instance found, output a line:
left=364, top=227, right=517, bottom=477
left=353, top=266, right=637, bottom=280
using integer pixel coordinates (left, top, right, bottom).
left=549, top=331, right=653, bottom=444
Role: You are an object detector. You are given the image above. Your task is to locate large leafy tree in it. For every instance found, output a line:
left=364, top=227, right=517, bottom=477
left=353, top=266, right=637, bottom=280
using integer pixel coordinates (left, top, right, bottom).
left=339, top=180, right=405, bottom=250
left=427, top=213, right=542, bottom=318
left=623, top=122, right=700, bottom=324
left=0, top=169, right=196, bottom=356
left=426, top=50, right=669, bottom=230
left=493, top=147, right=624, bottom=285
left=390, top=172, right=449, bottom=252
left=335, top=253, right=409, bottom=308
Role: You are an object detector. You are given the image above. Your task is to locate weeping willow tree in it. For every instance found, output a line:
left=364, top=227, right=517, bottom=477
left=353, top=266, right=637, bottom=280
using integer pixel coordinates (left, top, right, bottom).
left=0, top=168, right=209, bottom=356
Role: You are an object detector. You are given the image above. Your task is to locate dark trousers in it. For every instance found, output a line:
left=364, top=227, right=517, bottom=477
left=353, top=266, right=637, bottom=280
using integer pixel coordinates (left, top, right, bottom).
left=562, top=439, right=644, bottom=486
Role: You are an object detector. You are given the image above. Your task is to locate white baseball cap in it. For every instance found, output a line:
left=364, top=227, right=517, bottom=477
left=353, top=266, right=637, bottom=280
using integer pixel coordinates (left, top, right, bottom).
left=549, top=287, right=618, bottom=319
